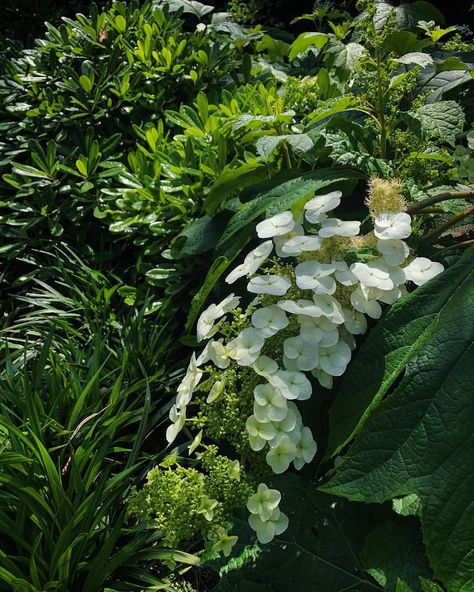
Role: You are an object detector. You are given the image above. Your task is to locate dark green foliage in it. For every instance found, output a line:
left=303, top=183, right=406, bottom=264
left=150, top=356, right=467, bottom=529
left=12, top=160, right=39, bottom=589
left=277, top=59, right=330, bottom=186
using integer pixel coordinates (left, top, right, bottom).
left=322, top=249, right=474, bottom=591
left=0, top=256, right=199, bottom=590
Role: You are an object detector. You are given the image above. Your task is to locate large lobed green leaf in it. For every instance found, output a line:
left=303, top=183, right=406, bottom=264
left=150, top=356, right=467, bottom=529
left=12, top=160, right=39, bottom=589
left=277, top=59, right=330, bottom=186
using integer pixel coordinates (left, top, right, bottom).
left=213, top=474, right=380, bottom=592
left=322, top=248, right=474, bottom=592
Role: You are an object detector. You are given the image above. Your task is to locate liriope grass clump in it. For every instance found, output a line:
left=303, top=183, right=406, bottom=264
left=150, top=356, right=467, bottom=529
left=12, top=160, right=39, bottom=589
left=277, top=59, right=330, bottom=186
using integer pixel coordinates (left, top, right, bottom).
left=129, top=180, right=444, bottom=554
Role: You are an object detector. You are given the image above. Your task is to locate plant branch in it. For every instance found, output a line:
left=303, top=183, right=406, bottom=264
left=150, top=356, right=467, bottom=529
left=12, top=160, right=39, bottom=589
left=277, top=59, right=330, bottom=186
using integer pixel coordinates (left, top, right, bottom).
left=407, top=190, right=474, bottom=214
left=281, top=140, right=293, bottom=169
left=438, top=239, right=474, bottom=255
left=423, top=205, right=474, bottom=241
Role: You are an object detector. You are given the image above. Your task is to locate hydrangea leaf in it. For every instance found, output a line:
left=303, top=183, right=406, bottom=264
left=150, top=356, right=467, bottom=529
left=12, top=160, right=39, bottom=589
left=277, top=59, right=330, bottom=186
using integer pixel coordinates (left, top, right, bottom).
left=326, top=248, right=474, bottom=458
left=212, top=474, right=379, bottom=592
left=405, top=101, right=465, bottom=146
left=322, top=248, right=474, bottom=592
left=360, top=521, right=432, bottom=591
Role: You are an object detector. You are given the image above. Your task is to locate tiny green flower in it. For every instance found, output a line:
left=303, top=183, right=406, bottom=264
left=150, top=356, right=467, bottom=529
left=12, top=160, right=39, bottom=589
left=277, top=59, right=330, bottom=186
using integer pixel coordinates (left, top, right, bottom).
left=211, top=527, right=238, bottom=557
left=197, top=495, right=218, bottom=521
left=228, top=459, right=241, bottom=481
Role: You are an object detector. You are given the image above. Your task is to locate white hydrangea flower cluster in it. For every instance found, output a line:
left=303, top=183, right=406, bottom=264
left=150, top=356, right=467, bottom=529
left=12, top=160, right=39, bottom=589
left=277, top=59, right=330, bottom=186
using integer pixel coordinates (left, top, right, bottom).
left=166, top=189, right=444, bottom=546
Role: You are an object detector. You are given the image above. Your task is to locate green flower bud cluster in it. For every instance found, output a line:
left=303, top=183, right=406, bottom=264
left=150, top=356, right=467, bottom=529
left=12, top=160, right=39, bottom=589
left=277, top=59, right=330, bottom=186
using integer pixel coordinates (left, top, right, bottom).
left=128, top=447, right=253, bottom=551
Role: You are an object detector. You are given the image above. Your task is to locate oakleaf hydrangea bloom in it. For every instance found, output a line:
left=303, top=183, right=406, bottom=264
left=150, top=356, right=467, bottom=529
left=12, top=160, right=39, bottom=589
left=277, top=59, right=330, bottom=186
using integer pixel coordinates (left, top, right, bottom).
left=248, top=274, right=291, bottom=296
left=246, top=483, right=281, bottom=521
left=374, top=212, right=411, bottom=240
left=403, top=257, right=445, bottom=286
left=248, top=507, right=289, bottom=544
left=165, top=182, right=445, bottom=554
left=225, top=241, right=273, bottom=284
left=197, top=294, right=240, bottom=341
left=256, top=211, right=294, bottom=238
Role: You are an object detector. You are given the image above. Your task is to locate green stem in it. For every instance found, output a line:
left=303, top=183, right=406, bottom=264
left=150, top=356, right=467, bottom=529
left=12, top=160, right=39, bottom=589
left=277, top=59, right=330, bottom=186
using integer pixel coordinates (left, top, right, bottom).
left=375, top=48, right=387, bottom=160
left=281, top=140, right=293, bottom=169
left=437, top=239, right=474, bottom=254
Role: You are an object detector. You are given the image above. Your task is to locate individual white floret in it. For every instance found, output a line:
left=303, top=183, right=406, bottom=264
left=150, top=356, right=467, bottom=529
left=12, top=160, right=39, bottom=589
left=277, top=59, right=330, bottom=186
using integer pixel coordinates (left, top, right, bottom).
left=265, top=435, right=297, bottom=474
left=197, top=338, right=231, bottom=369
left=246, top=415, right=277, bottom=451
left=281, top=234, right=322, bottom=256
left=319, top=218, right=361, bottom=238
left=273, top=221, right=305, bottom=257
left=295, top=261, right=337, bottom=294
left=374, top=212, right=411, bottom=240
left=312, top=294, right=345, bottom=324
left=248, top=275, right=292, bottom=296
left=269, top=414, right=301, bottom=448
left=227, top=327, right=265, bottom=366
left=312, top=367, right=333, bottom=389
left=403, top=257, right=444, bottom=286
left=268, top=370, right=312, bottom=401
left=298, top=314, right=337, bottom=339
left=350, top=285, right=382, bottom=319
left=196, top=293, right=240, bottom=341
left=371, top=285, right=407, bottom=304
left=318, top=328, right=340, bottom=347
left=293, top=426, right=318, bottom=470
left=248, top=507, right=289, bottom=544
left=350, top=261, right=395, bottom=290
left=319, top=341, right=352, bottom=376
left=252, top=305, right=289, bottom=337
left=166, top=404, right=186, bottom=444
left=283, top=335, right=319, bottom=371
left=343, top=307, right=368, bottom=335
left=278, top=299, right=325, bottom=318
left=225, top=240, right=273, bottom=284
left=246, top=483, right=281, bottom=521
left=335, top=267, right=359, bottom=286
left=176, top=353, right=203, bottom=409
left=304, top=191, right=342, bottom=223
left=256, top=211, right=294, bottom=238
left=253, top=384, right=288, bottom=422
left=253, top=355, right=279, bottom=376
left=377, top=238, right=409, bottom=266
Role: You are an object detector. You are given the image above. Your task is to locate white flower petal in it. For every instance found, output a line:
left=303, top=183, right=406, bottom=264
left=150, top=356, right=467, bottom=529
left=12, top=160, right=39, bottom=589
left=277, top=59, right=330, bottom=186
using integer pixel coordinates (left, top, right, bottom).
left=225, top=241, right=273, bottom=283
left=319, top=218, right=361, bottom=238
left=377, top=238, right=409, bottom=266
left=252, top=305, right=289, bottom=337
left=403, top=257, right=444, bottom=286
left=248, top=275, right=292, bottom=296
left=281, top=234, right=322, bottom=255
left=256, top=211, right=294, bottom=238
left=304, top=191, right=342, bottom=223
left=374, top=212, right=411, bottom=240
